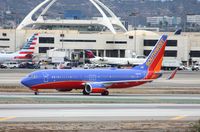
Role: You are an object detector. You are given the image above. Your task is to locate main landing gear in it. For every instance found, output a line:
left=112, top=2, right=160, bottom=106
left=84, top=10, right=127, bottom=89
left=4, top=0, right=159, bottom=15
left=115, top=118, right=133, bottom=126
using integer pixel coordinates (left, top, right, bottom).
left=82, top=89, right=109, bottom=96
left=101, top=90, right=109, bottom=96
left=82, top=89, right=90, bottom=95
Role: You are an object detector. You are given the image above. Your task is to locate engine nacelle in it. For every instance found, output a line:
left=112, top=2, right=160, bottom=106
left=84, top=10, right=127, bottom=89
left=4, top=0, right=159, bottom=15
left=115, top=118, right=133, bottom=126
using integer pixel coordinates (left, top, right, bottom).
left=84, top=83, right=106, bottom=94
left=56, top=89, right=73, bottom=92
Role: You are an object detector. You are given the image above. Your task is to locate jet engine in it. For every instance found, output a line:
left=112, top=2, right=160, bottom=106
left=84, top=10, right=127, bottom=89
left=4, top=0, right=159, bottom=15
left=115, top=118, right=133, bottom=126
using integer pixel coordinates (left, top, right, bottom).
left=83, top=83, right=109, bottom=96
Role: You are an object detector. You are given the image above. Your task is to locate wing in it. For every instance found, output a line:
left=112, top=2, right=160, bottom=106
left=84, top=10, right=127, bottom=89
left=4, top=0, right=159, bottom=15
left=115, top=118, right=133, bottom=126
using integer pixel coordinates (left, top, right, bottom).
left=84, top=79, right=154, bottom=89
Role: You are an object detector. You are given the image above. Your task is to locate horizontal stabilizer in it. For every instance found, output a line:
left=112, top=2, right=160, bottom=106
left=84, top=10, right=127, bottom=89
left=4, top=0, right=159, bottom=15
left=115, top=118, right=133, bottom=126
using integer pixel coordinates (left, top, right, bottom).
left=167, top=67, right=178, bottom=80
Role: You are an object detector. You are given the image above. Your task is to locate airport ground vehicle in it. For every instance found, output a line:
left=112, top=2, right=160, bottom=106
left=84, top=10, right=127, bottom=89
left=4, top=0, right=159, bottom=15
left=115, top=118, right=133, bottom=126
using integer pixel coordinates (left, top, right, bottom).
left=162, top=59, right=181, bottom=70
left=21, top=35, right=177, bottom=96
left=1, top=61, right=19, bottom=69
left=56, top=62, right=72, bottom=69
left=19, top=62, right=41, bottom=69
left=83, top=64, right=96, bottom=69
left=192, top=64, right=200, bottom=71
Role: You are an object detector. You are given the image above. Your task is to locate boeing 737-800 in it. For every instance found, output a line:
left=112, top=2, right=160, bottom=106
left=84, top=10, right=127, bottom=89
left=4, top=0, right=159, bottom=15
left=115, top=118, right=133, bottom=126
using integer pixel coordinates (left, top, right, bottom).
left=0, top=33, right=38, bottom=64
left=21, top=34, right=173, bottom=96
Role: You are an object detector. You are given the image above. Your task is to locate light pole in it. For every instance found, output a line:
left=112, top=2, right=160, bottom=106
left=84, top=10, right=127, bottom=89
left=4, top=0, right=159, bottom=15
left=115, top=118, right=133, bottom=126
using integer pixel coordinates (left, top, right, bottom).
left=129, top=12, right=139, bottom=55
left=11, top=12, right=17, bottom=52
left=58, top=12, right=64, bottom=49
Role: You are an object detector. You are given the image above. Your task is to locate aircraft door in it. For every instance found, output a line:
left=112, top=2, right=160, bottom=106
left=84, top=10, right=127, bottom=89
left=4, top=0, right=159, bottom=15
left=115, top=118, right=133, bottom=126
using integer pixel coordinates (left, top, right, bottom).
left=43, top=72, right=49, bottom=83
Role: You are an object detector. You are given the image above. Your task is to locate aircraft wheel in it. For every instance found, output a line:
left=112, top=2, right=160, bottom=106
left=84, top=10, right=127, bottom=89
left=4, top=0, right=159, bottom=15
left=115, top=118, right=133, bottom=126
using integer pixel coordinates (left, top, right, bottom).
left=101, top=90, right=109, bottom=96
left=83, top=89, right=90, bottom=95
left=34, top=91, right=39, bottom=95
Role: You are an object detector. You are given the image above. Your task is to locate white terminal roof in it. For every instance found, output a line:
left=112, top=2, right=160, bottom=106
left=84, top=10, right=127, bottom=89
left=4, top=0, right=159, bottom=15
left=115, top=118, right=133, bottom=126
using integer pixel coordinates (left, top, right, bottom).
left=125, top=30, right=159, bottom=37
left=17, top=0, right=127, bottom=34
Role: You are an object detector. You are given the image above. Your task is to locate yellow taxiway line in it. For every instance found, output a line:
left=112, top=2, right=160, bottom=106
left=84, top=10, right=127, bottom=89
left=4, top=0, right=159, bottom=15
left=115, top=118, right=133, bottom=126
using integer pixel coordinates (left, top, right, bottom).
left=0, top=116, right=16, bottom=121
left=170, top=116, right=186, bottom=120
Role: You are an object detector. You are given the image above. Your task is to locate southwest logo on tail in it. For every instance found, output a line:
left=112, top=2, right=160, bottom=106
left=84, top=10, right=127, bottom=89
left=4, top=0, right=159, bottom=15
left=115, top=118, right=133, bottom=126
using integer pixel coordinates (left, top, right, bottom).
left=133, top=35, right=167, bottom=78
left=135, top=35, right=167, bottom=70
left=21, top=34, right=175, bottom=96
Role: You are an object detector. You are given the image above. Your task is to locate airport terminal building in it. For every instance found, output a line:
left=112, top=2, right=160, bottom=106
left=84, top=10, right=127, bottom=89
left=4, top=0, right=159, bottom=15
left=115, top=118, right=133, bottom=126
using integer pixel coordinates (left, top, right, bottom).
left=0, top=0, right=200, bottom=65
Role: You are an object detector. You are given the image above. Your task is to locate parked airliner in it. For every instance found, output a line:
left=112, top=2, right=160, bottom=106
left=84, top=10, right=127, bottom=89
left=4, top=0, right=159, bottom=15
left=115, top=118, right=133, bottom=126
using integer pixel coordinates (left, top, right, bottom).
left=85, top=50, right=146, bottom=66
left=0, top=33, right=38, bottom=64
left=21, top=35, right=173, bottom=96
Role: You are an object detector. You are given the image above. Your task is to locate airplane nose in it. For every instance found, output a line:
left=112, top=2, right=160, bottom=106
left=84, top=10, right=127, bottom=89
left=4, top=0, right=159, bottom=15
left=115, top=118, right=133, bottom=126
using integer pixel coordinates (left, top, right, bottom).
left=21, top=78, right=29, bottom=88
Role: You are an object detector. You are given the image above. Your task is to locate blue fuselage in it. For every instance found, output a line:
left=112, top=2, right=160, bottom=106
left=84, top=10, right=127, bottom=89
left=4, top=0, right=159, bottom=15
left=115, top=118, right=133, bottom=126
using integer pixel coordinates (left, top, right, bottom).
left=21, top=68, right=148, bottom=89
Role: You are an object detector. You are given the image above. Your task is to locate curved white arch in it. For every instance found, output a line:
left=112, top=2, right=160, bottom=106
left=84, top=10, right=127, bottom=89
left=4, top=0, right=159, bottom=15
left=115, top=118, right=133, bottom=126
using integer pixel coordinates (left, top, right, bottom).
left=94, top=0, right=127, bottom=32
left=17, top=0, right=52, bottom=30
left=37, top=0, right=57, bottom=21
left=90, top=0, right=116, bottom=34
left=17, top=0, right=126, bottom=34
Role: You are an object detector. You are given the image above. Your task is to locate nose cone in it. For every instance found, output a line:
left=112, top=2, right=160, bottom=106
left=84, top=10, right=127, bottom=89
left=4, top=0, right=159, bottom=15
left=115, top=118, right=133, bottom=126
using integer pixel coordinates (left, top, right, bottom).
left=21, top=77, right=30, bottom=88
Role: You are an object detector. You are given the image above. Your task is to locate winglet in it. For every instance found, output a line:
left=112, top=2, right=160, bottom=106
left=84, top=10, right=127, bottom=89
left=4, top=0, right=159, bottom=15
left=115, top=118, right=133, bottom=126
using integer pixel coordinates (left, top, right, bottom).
left=174, top=29, right=182, bottom=35
left=167, top=67, right=178, bottom=80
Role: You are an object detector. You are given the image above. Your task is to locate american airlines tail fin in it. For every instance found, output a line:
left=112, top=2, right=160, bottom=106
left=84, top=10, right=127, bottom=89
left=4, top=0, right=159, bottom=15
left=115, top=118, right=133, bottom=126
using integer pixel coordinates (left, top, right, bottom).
left=19, top=33, right=38, bottom=53
left=133, top=35, right=168, bottom=73
left=85, top=50, right=96, bottom=58
left=14, top=33, right=39, bottom=59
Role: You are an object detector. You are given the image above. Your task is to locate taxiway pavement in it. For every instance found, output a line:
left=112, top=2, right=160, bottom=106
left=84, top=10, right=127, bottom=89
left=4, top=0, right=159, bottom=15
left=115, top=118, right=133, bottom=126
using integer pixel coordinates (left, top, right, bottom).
left=0, top=104, right=200, bottom=122
left=1, top=93, right=200, bottom=104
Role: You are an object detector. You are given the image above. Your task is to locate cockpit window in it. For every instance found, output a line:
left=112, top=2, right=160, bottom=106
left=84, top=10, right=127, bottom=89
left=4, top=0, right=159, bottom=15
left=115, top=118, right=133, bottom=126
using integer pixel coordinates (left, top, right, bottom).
left=28, top=75, right=33, bottom=78
left=28, top=74, right=37, bottom=79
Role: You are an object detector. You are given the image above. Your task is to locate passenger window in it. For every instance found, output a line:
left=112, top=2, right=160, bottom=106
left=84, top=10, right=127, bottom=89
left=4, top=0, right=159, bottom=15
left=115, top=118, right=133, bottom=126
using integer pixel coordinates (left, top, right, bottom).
left=2, top=33, right=7, bottom=36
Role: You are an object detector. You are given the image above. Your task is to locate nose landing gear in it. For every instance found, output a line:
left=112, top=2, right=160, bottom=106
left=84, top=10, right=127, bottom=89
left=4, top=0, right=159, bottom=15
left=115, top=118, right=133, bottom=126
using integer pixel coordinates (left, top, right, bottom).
left=32, top=89, right=39, bottom=95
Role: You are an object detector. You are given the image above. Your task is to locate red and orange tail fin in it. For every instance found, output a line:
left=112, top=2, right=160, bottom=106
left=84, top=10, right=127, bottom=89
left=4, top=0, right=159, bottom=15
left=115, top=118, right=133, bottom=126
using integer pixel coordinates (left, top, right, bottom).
left=85, top=50, right=96, bottom=58
left=133, top=35, right=168, bottom=73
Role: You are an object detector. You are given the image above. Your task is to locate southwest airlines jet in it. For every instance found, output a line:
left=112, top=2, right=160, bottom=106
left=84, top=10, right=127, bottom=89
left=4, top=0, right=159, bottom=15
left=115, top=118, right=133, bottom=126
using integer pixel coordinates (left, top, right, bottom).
left=85, top=50, right=146, bottom=66
left=0, top=33, right=38, bottom=63
left=21, top=35, right=171, bottom=96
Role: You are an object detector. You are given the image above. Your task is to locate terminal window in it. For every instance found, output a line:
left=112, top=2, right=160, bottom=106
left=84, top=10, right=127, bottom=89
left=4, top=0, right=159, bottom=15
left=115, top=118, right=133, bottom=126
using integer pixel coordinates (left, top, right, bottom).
left=39, top=47, right=54, bottom=53
left=167, top=40, right=177, bottom=47
left=143, top=50, right=151, bottom=56
left=60, top=39, right=96, bottom=42
left=190, top=51, right=200, bottom=57
left=0, top=38, right=10, bottom=41
left=129, top=36, right=134, bottom=39
left=144, top=50, right=177, bottom=57
left=0, top=46, right=9, bottom=48
left=2, top=33, right=7, bottom=36
left=39, top=37, right=54, bottom=44
left=60, top=34, right=64, bottom=37
left=144, top=40, right=177, bottom=47
left=106, top=41, right=127, bottom=44
left=164, top=50, right=177, bottom=57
